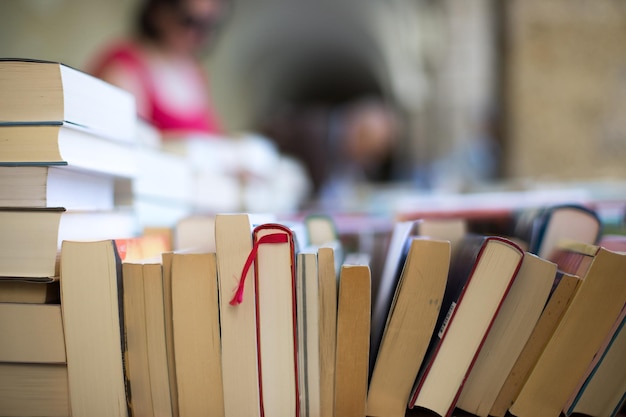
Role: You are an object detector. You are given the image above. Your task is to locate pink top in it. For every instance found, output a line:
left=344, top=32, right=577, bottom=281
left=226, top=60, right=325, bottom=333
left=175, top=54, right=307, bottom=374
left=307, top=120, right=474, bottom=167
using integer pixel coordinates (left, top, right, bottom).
left=89, top=40, right=223, bottom=137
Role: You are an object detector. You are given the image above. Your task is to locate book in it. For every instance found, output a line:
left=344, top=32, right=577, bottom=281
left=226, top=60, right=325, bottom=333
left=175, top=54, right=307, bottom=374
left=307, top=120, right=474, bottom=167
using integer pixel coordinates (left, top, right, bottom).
left=214, top=213, right=261, bottom=417
left=122, top=261, right=155, bottom=417
left=248, top=223, right=299, bottom=417
left=57, top=208, right=137, bottom=246
left=564, top=306, right=626, bottom=417
left=489, top=270, right=582, bottom=417
left=170, top=252, right=224, bottom=417
left=122, top=258, right=174, bottom=417
left=509, top=246, right=626, bottom=417
left=317, top=245, right=338, bottom=417
left=563, top=304, right=626, bottom=416
left=548, top=239, right=600, bottom=277
left=600, top=234, right=626, bottom=253
left=414, top=217, right=468, bottom=254
left=0, top=123, right=138, bottom=179
left=0, top=207, right=138, bottom=280
left=0, top=279, right=60, bottom=303
left=0, top=164, right=119, bottom=210
left=0, top=362, right=69, bottom=417
left=60, top=239, right=129, bottom=417
left=408, top=234, right=524, bottom=417
left=334, top=259, right=371, bottom=417
left=513, top=203, right=601, bottom=260
left=303, top=212, right=344, bottom=272
left=455, top=252, right=557, bottom=417
left=142, top=261, right=175, bottom=417
left=293, top=238, right=342, bottom=416
left=296, top=249, right=321, bottom=417
left=304, top=213, right=339, bottom=246
left=370, top=219, right=420, bottom=375
left=160, top=251, right=180, bottom=417
left=0, top=58, right=136, bottom=142
left=369, top=218, right=466, bottom=378
left=175, top=214, right=216, bottom=252
left=0, top=207, right=65, bottom=280
left=366, top=238, right=450, bottom=417
left=0, top=302, right=65, bottom=363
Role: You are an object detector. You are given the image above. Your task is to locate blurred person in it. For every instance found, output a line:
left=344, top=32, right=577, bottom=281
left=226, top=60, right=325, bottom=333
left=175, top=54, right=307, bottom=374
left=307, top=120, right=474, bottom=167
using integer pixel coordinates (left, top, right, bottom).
left=88, top=0, right=315, bottom=213
left=321, top=98, right=398, bottom=201
left=88, top=0, right=227, bottom=140
left=263, top=97, right=399, bottom=207
left=87, top=0, right=325, bottom=213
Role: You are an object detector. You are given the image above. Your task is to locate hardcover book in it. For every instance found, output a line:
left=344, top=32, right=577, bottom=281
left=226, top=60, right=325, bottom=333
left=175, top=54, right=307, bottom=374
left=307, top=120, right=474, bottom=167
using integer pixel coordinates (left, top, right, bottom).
left=408, top=234, right=524, bottom=417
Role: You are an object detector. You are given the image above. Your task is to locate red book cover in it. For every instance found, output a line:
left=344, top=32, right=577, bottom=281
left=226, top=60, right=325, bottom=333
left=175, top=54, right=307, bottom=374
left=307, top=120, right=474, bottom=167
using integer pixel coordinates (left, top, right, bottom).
left=408, top=235, right=524, bottom=417
left=231, top=223, right=299, bottom=417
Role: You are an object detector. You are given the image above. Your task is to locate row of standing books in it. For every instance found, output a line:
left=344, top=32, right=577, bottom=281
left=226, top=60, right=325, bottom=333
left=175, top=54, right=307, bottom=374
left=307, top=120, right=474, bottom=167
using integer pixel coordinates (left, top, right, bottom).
left=370, top=204, right=626, bottom=417
left=2, top=201, right=626, bottom=417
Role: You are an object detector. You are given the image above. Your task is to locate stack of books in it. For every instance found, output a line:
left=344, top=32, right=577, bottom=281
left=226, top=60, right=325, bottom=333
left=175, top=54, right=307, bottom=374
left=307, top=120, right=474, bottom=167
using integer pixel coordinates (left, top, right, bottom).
left=0, top=58, right=142, bottom=265
left=0, top=58, right=141, bottom=416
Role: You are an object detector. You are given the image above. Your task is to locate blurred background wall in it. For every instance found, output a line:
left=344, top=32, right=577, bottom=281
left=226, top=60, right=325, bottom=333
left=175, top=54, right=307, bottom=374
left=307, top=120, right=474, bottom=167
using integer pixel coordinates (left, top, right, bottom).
left=504, top=0, right=626, bottom=183
left=1, top=0, right=625, bottom=192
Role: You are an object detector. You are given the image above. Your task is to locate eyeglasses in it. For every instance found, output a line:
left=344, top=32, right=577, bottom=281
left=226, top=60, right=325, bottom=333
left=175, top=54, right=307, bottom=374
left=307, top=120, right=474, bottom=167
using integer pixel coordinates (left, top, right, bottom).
left=177, top=9, right=217, bottom=34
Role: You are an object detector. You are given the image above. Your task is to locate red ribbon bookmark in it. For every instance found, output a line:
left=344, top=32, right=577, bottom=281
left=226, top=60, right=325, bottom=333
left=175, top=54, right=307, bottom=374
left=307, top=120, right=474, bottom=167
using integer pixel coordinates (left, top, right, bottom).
left=230, top=232, right=289, bottom=306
